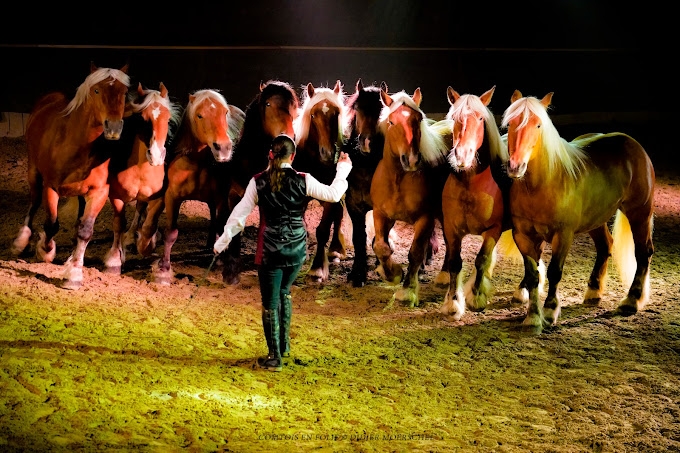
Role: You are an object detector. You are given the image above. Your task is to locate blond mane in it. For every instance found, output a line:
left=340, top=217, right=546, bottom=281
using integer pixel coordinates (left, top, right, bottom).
left=446, top=93, right=508, bottom=162
left=293, top=85, right=351, bottom=146
left=501, top=96, right=587, bottom=180
left=63, top=67, right=130, bottom=116
left=380, top=91, right=450, bottom=166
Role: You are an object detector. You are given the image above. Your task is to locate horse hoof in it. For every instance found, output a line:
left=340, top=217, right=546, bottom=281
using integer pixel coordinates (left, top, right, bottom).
left=61, top=279, right=82, bottom=290
left=613, top=305, right=638, bottom=317
left=103, top=266, right=121, bottom=275
left=222, top=274, right=240, bottom=286
left=154, top=276, right=173, bottom=286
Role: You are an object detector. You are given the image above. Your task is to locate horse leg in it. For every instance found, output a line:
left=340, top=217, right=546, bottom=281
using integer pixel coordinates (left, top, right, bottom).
left=123, top=200, right=146, bottom=250
left=615, top=210, right=654, bottom=315
left=62, top=189, right=108, bottom=290
left=221, top=233, right=243, bottom=286
left=372, top=213, right=401, bottom=284
left=103, top=198, right=126, bottom=274
left=433, top=220, right=450, bottom=287
left=153, top=198, right=180, bottom=285
left=347, top=206, right=369, bottom=287
left=394, top=217, right=434, bottom=307
left=307, top=201, right=334, bottom=283
left=440, top=235, right=465, bottom=319
left=541, top=232, right=574, bottom=328
left=36, top=187, right=60, bottom=263
left=12, top=168, right=42, bottom=255
left=327, top=199, right=347, bottom=261
left=465, top=229, right=501, bottom=312
left=137, top=197, right=164, bottom=256
left=583, top=224, right=613, bottom=304
left=512, top=232, right=545, bottom=332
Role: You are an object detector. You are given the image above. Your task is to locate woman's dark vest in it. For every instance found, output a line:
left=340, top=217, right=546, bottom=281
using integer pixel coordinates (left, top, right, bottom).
left=254, top=168, right=308, bottom=267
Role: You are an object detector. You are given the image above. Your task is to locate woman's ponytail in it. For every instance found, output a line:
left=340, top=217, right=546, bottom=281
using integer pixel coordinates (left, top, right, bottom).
left=267, top=134, right=296, bottom=192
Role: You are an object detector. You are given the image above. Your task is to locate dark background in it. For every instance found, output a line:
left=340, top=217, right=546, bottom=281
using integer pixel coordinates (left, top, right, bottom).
left=0, top=1, right=669, bottom=136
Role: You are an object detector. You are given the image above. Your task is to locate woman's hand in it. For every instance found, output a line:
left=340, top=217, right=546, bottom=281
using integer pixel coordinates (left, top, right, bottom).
left=337, top=152, right=351, bottom=165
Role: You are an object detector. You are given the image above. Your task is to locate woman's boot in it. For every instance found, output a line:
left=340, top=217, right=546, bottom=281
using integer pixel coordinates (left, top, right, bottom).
left=258, top=308, right=282, bottom=371
left=279, top=293, right=292, bottom=358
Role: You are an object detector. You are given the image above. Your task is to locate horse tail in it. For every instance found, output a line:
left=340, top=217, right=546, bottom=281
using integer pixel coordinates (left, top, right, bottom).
left=612, top=209, right=636, bottom=289
left=496, top=230, right=522, bottom=265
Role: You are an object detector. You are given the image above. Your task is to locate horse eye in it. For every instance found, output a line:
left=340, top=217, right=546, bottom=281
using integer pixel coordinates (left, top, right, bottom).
left=197, top=114, right=203, bottom=119
left=266, top=102, right=271, bottom=107
left=94, top=89, right=99, bottom=95
left=310, top=114, right=315, bottom=119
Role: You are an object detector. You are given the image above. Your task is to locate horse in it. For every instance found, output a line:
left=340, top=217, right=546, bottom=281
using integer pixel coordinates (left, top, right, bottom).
left=219, top=80, right=300, bottom=285
left=370, top=87, right=452, bottom=307
left=293, top=80, right=351, bottom=283
left=439, top=85, right=523, bottom=320
left=136, top=89, right=245, bottom=284
left=501, top=90, right=655, bottom=333
left=11, top=62, right=130, bottom=289
left=343, top=78, right=387, bottom=287
left=101, top=81, right=181, bottom=275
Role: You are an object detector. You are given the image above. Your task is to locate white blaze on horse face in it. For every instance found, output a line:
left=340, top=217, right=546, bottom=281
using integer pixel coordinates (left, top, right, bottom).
left=147, top=134, right=165, bottom=166
left=151, top=106, right=161, bottom=120
left=322, top=102, right=330, bottom=115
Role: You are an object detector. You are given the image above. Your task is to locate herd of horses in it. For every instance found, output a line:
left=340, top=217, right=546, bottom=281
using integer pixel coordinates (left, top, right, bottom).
left=9, top=63, right=656, bottom=333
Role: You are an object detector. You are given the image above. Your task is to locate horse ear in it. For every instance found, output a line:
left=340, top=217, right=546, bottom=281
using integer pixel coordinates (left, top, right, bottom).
left=260, top=81, right=266, bottom=92
left=137, top=83, right=145, bottom=96
left=380, top=81, right=388, bottom=93
left=511, top=90, right=523, bottom=103
left=306, top=83, right=315, bottom=98
left=412, top=88, right=422, bottom=107
left=333, top=80, right=342, bottom=95
left=189, top=94, right=196, bottom=104
left=159, top=82, right=168, bottom=98
left=356, top=78, right=363, bottom=92
left=540, top=92, right=554, bottom=108
left=480, top=85, right=496, bottom=106
left=90, top=61, right=98, bottom=73
left=446, top=86, right=459, bottom=106
left=380, top=89, right=392, bottom=107
left=120, top=64, right=129, bottom=74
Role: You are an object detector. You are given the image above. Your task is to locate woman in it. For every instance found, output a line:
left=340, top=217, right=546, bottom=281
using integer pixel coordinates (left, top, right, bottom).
left=214, top=134, right=352, bottom=371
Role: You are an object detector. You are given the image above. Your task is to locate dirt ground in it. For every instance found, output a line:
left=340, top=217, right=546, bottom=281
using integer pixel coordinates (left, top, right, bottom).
left=0, top=134, right=679, bottom=453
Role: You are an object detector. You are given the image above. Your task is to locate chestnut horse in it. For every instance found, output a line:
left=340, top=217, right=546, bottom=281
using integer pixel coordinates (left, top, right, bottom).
left=11, top=63, right=130, bottom=289
left=370, top=87, right=452, bottom=307
left=220, top=80, right=300, bottom=285
left=293, top=80, right=351, bottom=283
left=501, top=90, right=655, bottom=333
left=136, top=89, right=245, bottom=284
left=439, top=86, right=524, bottom=320
left=343, top=79, right=387, bottom=287
left=101, top=82, right=180, bottom=274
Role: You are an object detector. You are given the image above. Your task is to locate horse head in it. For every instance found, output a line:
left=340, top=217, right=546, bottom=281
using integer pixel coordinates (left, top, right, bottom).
left=350, top=79, right=386, bottom=155
left=187, top=90, right=245, bottom=162
left=294, top=80, right=348, bottom=167
left=66, top=63, right=130, bottom=141
left=258, top=80, right=299, bottom=140
left=380, top=87, right=426, bottom=171
left=501, top=90, right=554, bottom=178
left=131, top=82, right=179, bottom=166
left=446, top=86, right=497, bottom=170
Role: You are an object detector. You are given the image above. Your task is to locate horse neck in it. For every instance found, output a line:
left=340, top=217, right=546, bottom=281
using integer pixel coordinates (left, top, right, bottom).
left=65, top=101, right=106, bottom=144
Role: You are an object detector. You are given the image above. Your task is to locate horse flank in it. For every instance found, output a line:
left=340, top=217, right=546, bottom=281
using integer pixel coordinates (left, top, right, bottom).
left=380, top=91, right=450, bottom=166
left=63, top=68, right=131, bottom=116
left=501, top=95, right=587, bottom=180
left=446, top=93, right=508, bottom=164
left=294, top=85, right=351, bottom=146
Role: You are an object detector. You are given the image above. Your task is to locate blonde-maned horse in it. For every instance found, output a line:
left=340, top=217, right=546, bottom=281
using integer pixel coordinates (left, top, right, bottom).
left=501, top=90, right=655, bottom=333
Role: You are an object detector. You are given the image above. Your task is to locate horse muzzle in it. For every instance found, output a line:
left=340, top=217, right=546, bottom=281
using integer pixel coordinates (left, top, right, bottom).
left=103, top=118, right=124, bottom=140
left=211, top=142, right=233, bottom=163
left=507, top=161, right=527, bottom=179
